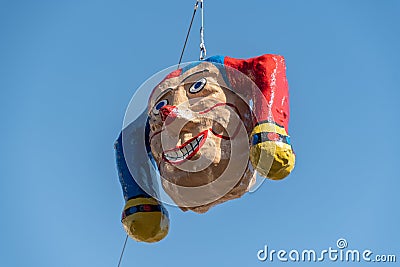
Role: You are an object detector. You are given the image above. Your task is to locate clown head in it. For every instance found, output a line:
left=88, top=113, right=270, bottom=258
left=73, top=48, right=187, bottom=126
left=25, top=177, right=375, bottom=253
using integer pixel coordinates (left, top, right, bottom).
left=147, top=60, right=256, bottom=213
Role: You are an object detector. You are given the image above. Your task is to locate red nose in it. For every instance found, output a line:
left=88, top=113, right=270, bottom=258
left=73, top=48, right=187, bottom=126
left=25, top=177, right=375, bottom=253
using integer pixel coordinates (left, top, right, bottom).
left=160, top=105, right=177, bottom=122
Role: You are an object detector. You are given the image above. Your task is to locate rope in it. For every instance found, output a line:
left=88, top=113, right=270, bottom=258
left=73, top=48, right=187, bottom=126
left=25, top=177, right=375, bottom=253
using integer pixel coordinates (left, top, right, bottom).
left=177, top=1, right=200, bottom=68
left=117, top=235, right=129, bottom=267
left=177, top=0, right=207, bottom=68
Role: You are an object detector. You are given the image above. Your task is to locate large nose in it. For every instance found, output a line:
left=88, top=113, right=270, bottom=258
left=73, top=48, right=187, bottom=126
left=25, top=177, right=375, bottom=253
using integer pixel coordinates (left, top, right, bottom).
left=160, top=105, right=177, bottom=122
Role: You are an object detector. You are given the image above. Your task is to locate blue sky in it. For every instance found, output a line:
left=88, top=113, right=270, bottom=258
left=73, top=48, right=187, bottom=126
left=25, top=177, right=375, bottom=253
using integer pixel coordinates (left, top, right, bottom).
left=1, top=0, right=399, bottom=266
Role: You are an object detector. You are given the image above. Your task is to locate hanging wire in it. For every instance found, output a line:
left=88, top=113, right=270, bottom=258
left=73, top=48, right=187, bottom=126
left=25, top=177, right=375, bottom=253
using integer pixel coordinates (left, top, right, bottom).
left=177, top=0, right=206, bottom=68
left=117, top=235, right=128, bottom=267
left=177, top=1, right=200, bottom=68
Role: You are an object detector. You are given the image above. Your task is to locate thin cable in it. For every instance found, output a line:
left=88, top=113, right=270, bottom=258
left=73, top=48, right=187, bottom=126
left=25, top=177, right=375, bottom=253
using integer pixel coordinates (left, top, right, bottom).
left=117, top=235, right=128, bottom=267
left=177, top=1, right=200, bottom=69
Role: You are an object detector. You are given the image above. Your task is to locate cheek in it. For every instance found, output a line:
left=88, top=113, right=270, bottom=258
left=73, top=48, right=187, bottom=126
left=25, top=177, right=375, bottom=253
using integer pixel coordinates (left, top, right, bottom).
left=149, top=115, right=163, bottom=132
left=226, top=96, right=254, bottom=132
left=150, top=136, right=163, bottom=162
left=149, top=116, right=163, bottom=159
left=201, top=135, right=229, bottom=162
left=207, top=84, right=227, bottom=101
left=218, top=138, right=232, bottom=158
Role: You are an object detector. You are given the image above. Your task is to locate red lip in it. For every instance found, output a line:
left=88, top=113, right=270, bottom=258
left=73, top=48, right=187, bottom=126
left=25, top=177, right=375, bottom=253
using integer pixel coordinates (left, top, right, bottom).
left=162, top=130, right=208, bottom=165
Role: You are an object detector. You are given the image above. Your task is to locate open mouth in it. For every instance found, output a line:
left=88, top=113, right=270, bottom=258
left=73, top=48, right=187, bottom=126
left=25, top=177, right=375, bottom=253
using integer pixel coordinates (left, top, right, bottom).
left=162, top=130, right=208, bottom=164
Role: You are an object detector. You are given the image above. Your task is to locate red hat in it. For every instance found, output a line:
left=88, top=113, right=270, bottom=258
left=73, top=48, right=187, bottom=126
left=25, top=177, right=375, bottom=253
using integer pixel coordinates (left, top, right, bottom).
left=223, top=54, right=290, bottom=132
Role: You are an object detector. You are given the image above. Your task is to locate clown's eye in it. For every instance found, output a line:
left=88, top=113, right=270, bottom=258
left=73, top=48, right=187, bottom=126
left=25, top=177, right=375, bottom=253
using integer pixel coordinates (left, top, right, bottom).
left=153, top=99, right=168, bottom=115
left=189, top=78, right=207, bottom=94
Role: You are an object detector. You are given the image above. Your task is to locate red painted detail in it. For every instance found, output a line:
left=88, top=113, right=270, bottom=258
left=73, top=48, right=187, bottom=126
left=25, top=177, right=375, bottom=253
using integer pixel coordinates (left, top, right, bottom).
left=200, top=102, right=242, bottom=140
left=165, top=69, right=183, bottom=79
left=209, top=128, right=230, bottom=140
left=142, top=205, right=152, bottom=212
left=199, top=102, right=239, bottom=115
left=160, top=105, right=177, bottom=122
left=267, top=132, right=280, bottom=141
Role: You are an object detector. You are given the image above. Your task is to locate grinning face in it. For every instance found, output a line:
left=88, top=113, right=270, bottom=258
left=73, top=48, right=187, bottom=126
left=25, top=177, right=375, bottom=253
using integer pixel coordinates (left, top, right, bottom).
left=148, top=62, right=255, bottom=212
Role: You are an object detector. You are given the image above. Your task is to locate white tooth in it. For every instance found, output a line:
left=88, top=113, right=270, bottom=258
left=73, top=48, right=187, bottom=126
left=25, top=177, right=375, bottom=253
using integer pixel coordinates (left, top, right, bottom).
left=193, top=140, right=199, bottom=148
left=176, top=150, right=184, bottom=158
left=182, top=147, right=189, bottom=155
left=165, top=134, right=206, bottom=163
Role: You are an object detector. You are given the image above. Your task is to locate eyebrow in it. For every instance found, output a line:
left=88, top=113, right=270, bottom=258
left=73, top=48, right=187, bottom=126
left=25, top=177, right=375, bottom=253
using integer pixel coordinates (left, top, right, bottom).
left=152, top=69, right=210, bottom=104
left=180, top=69, right=210, bottom=84
left=153, top=87, right=172, bottom=105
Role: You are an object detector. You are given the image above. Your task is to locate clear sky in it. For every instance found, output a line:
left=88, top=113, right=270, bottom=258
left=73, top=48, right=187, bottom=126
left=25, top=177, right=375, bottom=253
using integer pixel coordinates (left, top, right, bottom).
left=1, top=0, right=399, bottom=266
